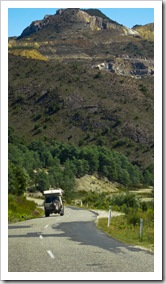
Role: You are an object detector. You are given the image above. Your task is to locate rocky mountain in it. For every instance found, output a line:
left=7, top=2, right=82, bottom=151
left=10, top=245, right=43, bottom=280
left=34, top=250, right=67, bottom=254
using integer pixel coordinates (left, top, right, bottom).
left=9, top=9, right=154, bottom=78
left=8, top=8, right=154, bottom=171
left=17, top=8, right=136, bottom=39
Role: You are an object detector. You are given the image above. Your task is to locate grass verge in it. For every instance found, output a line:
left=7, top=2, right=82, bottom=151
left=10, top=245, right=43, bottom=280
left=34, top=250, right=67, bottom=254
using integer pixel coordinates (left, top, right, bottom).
left=97, top=215, right=154, bottom=252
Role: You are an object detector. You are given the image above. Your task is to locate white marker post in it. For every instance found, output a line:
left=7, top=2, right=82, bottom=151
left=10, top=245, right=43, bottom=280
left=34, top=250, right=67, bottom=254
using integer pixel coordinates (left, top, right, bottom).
left=107, top=206, right=112, bottom=227
left=140, top=218, right=143, bottom=240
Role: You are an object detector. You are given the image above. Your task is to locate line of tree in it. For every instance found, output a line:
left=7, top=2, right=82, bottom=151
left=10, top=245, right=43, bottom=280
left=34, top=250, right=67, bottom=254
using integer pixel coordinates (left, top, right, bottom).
left=8, top=127, right=153, bottom=199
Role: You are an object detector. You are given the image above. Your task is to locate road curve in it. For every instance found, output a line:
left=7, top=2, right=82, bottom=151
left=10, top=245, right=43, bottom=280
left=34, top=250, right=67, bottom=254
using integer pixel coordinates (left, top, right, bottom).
left=8, top=206, right=154, bottom=272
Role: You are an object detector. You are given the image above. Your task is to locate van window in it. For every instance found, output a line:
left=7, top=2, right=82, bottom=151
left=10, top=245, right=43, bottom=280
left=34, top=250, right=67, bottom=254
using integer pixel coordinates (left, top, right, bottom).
left=45, top=197, right=52, bottom=203
left=45, top=196, right=59, bottom=203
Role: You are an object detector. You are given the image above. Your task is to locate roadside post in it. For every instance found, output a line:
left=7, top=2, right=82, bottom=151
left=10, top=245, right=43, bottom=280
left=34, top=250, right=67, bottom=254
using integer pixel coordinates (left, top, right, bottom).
left=140, top=218, right=143, bottom=240
left=107, top=206, right=112, bottom=227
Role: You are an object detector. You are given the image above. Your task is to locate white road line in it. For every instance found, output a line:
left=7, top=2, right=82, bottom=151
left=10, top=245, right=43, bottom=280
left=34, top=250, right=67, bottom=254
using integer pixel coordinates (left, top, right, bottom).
left=47, top=250, right=55, bottom=259
left=44, top=225, right=49, bottom=229
left=39, top=235, right=43, bottom=239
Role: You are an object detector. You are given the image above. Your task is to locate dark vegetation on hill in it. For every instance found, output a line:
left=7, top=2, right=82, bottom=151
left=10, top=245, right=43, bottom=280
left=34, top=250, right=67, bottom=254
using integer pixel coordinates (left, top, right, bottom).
left=8, top=54, right=154, bottom=170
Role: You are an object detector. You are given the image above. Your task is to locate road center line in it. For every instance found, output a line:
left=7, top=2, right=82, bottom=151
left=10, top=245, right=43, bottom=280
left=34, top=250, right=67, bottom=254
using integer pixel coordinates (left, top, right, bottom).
left=47, top=250, right=55, bottom=259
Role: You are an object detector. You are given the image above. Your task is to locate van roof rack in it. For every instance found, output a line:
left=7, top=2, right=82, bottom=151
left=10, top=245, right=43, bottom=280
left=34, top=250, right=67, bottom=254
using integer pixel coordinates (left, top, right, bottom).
left=43, top=188, right=64, bottom=196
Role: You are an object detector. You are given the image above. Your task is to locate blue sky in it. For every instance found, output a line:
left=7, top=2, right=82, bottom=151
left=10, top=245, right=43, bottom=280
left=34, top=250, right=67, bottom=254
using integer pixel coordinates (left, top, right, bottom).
left=8, top=8, right=154, bottom=37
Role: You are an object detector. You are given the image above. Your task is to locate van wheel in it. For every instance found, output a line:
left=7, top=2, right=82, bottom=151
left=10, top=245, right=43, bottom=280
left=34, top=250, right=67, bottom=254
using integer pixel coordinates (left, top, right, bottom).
left=45, top=211, right=50, bottom=217
left=60, top=207, right=64, bottom=216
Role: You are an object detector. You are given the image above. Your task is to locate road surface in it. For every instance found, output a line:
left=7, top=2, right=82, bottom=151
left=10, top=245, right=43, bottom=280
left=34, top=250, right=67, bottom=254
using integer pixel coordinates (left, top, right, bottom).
left=8, top=206, right=154, bottom=272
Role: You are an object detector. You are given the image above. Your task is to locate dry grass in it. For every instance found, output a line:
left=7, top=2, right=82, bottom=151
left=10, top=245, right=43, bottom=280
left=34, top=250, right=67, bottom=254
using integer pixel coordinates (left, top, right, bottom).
left=76, top=174, right=119, bottom=193
left=8, top=49, right=48, bottom=61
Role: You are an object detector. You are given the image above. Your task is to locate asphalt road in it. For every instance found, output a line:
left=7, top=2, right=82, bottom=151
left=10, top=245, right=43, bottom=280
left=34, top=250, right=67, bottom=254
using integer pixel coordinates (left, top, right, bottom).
left=8, top=206, right=154, bottom=272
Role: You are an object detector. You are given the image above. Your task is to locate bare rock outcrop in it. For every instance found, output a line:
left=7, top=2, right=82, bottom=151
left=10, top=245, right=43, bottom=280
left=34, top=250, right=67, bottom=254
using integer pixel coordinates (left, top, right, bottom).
left=92, top=57, right=154, bottom=78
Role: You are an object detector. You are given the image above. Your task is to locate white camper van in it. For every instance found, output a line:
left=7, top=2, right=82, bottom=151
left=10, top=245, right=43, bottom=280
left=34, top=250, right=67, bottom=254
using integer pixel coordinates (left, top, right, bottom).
left=43, top=188, right=64, bottom=217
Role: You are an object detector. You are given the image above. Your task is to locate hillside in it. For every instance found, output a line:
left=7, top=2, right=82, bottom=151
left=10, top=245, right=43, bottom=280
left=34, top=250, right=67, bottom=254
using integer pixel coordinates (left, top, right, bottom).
left=132, top=23, right=154, bottom=41
left=8, top=8, right=154, bottom=172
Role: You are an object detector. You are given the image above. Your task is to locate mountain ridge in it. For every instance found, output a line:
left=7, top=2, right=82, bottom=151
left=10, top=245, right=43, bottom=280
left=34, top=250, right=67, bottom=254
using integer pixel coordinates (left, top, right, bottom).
left=17, top=8, right=124, bottom=40
left=16, top=8, right=152, bottom=41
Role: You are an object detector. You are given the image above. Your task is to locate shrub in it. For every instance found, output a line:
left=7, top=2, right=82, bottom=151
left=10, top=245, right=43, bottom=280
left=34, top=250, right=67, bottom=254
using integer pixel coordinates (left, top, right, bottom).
left=126, top=210, right=141, bottom=227
left=36, top=127, right=43, bottom=134
left=141, top=201, right=148, bottom=211
left=110, top=193, right=140, bottom=211
left=94, top=71, right=102, bottom=79
left=139, top=83, right=147, bottom=94
left=33, top=113, right=42, bottom=121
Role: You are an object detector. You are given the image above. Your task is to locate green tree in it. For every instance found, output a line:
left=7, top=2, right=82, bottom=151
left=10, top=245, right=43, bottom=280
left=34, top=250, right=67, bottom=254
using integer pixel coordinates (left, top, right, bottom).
left=118, top=169, right=130, bottom=187
left=14, top=166, right=30, bottom=195
left=98, top=151, right=117, bottom=181
left=72, top=159, right=90, bottom=177
left=143, top=170, right=153, bottom=186
left=35, top=171, right=50, bottom=192
left=128, top=164, right=141, bottom=186
left=9, top=164, right=30, bottom=196
left=80, top=146, right=99, bottom=174
left=107, top=162, right=117, bottom=181
left=8, top=161, right=18, bottom=195
left=62, top=160, right=76, bottom=201
left=48, top=159, right=64, bottom=188
left=8, top=144, right=24, bottom=165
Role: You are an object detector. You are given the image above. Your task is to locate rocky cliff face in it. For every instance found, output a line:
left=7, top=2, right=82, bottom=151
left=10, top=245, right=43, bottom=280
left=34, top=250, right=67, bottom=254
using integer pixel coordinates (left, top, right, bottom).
left=17, top=15, right=53, bottom=39
left=77, top=9, right=121, bottom=31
